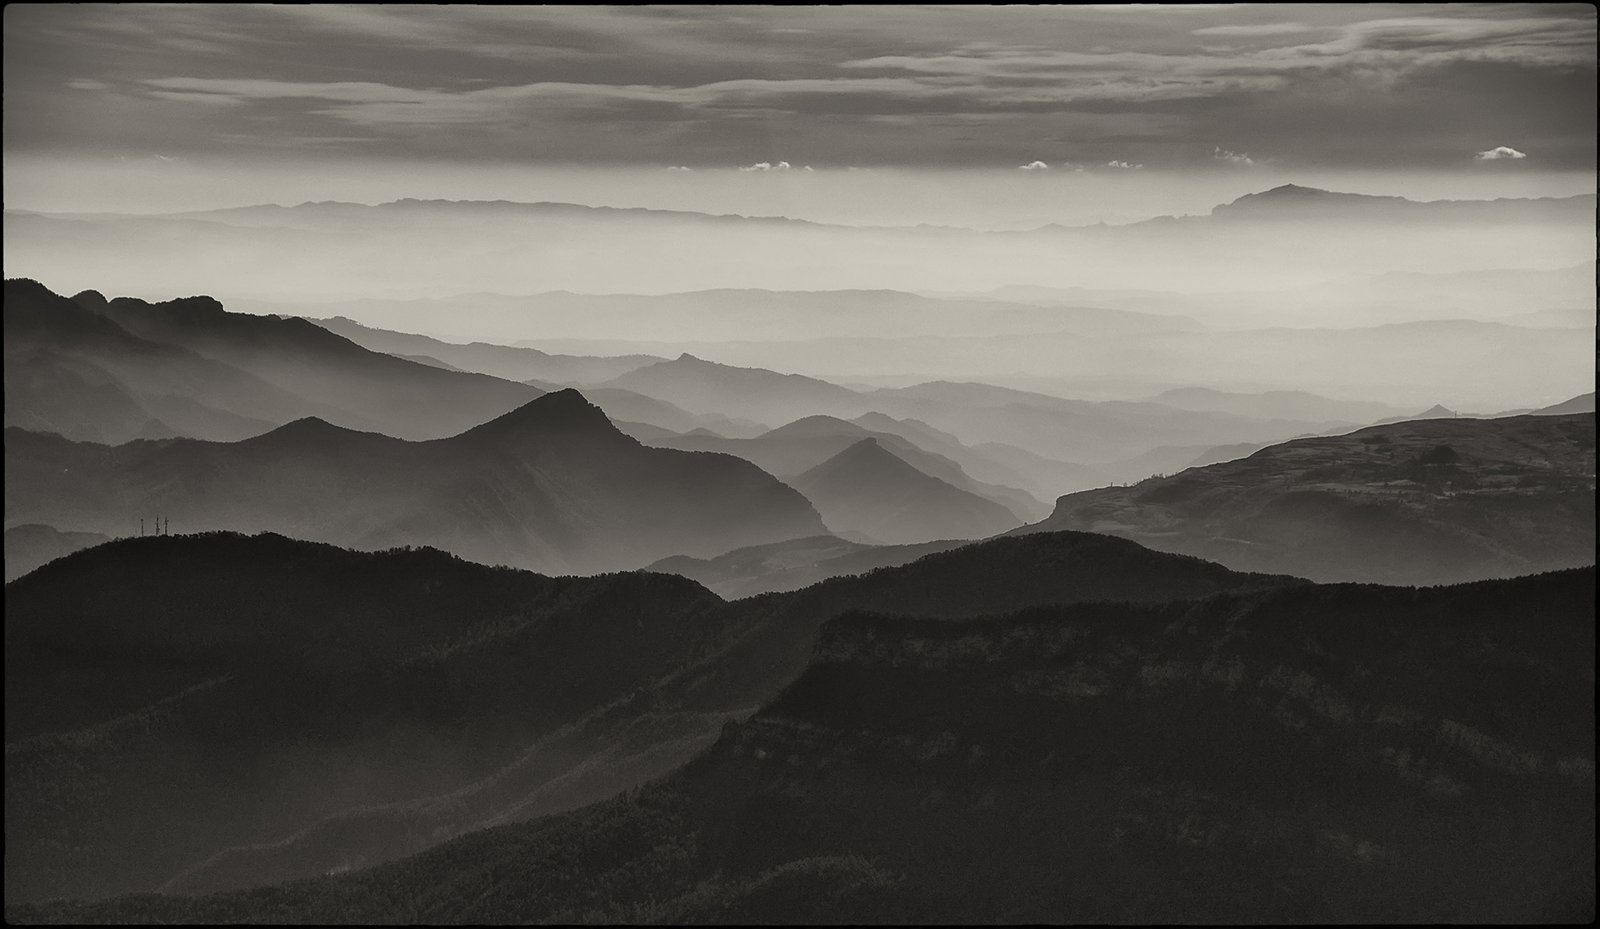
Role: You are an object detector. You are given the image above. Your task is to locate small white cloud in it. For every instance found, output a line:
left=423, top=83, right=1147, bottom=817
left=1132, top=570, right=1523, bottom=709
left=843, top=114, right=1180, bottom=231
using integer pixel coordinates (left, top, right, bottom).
left=1018, top=160, right=1050, bottom=170
left=665, top=165, right=692, bottom=171
left=1213, top=147, right=1256, bottom=166
left=67, top=79, right=112, bottom=92
left=802, top=165, right=814, bottom=172
left=1106, top=160, right=1143, bottom=169
left=739, top=160, right=792, bottom=172
left=1475, top=146, right=1527, bottom=160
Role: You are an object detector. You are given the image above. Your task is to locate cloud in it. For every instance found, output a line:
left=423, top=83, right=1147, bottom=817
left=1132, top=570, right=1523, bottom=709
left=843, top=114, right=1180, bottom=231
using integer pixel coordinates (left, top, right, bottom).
left=10, top=6, right=1594, bottom=170
left=1213, top=147, right=1256, bottom=165
left=1192, top=22, right=1315, bottom=38
left=1018, top=160, right=1049, bottom=170
left=1474, top=145, right=1527, bottom=160
left=1106, top=160, right=1142, bottom=169
left=739, top=161, right=792, bottom=171
left=666, top=165, right=692, bottom=171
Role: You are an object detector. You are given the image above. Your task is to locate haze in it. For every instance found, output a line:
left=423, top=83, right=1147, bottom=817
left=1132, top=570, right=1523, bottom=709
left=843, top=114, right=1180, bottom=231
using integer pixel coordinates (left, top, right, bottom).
left=3, top=5, right=1596, bottom=921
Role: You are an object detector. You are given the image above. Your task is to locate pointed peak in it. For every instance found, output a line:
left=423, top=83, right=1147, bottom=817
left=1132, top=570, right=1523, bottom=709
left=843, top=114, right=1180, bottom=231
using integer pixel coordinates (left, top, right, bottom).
left=816, top=436, right=903, bottom=469
left=534, top=387, right=595, bottom=410
left=1418, top=404, right=1460, bottom=419
left=763, top=415, right=863, bottom=439
left=676, top=352, right=703, bottom=363
left=459, top=388, right=623, bottom=442
left=242, top=416, right=372, bottom=447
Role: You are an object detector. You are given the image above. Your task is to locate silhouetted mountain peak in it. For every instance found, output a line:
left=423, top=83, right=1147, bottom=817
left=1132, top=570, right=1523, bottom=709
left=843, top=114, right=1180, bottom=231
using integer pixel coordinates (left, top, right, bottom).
left=239, top=416, right=389, bottom=450
left=805, top=437, right=911, bottom=479
left=70, top=290, right=109, bottom=313
left=458, top=388, right=623, bottom=443
left=1417, top=404, right=1460, bottom=419
left=4, top=278, right=132, bottom=339
left=108, top=294, right=227, bottom=323
left=763, top=415, right=865, bottom=440
left=1213, top=185, right=1409, bottom=216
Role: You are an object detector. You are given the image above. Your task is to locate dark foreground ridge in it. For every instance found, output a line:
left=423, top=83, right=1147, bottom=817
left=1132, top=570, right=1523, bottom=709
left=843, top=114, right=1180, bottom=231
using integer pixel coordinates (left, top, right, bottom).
left=5, top=528, right=1594, bottom=922
left=10, top=559, right=1593, bottom=923
left=5, top=529, right=1300, bottom=906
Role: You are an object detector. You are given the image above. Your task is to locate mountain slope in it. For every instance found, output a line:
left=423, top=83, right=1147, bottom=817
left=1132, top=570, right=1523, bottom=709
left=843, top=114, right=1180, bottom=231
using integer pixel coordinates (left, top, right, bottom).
left=3, top=279, right=307, bottom=443
left=600, top=354, right=870, bottom=427
left=646, top=534, right=968, bottom=600
left=93, top=291, right=541, bottom=440
left=3, top=279, right=544, bottom=443
left=1017, top=413, right=1597, bottom=584
left=4, top=533, right=731, bottom=903
left=310, top=315, right=661, bottom=384
left=4, top=530, right=1303, bottom=903
left=3, top=524, right=112, bottom=582
left=3, top=389, right=826, bottom=576
left=19, top=566, right=1591, bottom=923
left=792, top=438, right=1020, bottom=544
left=650, top=414, right=1047, bottom=521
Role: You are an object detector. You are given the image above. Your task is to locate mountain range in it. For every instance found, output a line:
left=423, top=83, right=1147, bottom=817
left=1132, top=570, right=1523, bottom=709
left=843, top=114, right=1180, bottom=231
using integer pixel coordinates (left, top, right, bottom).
left=8, top=530, right=1590, bottom=922
left=3, top=279, right=539, bottom=444
left=8, top=187, right=1592, bottom=301
left=4, top=389, right=826, bottom=575
left=790, top=438, right=1020, bottom=544
left=3, top=180, right=1593, bottom=923
left=647, top=413, right=1047, bottom=523
left=310, top=314, right=663, bottom=384
left=6, top=529, right=1307, bottom=906
left=1019, top=412, right=1597, bottom=585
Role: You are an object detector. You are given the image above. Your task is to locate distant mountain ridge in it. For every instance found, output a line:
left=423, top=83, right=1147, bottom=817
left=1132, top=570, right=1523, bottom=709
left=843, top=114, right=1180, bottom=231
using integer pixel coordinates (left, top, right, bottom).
left=1210, top=183, right=1597, bottom=221
left=310, top=315, right=663, bottom=385
left=792, top=438, right=1020, bottom=544
left=4, top=389, right=827, bottom=575
left=1018, top=412, right=1597, bottom=584
left=648, top=413, right=1048, bottom=522
left=12, top=182, right=1590, bottom=304
left=3, top=279, right=541, bottom=443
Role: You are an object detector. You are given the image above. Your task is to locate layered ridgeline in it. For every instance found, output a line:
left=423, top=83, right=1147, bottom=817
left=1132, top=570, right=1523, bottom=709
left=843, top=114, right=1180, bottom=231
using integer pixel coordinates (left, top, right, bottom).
left=12, top=547, right=1592, bottom=922
left=5, top=530, right=1302, bottom=906
left=3, top=524, right=113, bottom=582
left=4, top=389, right=825, bottom=576
left=9, top=188, right=1591, bottom=308
left=1018, top=413, right=1597, bottom=586
left=2, top=279, right=539, bottom=444
left=647, top=535, right=969, bottom=600
left=14, top=186, right=1586, bottom=409
left=790, top=438, right=1020, bottom=543
left=650, top=413, right=1047, bottom=527
left=4, top=534, right=728, bottom=904
left=310, top=314, right=664, bottom=386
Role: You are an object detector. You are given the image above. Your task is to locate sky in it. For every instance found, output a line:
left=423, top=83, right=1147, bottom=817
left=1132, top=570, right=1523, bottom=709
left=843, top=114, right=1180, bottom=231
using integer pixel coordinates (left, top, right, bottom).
left=3, top=3, right=1596, bottom=223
